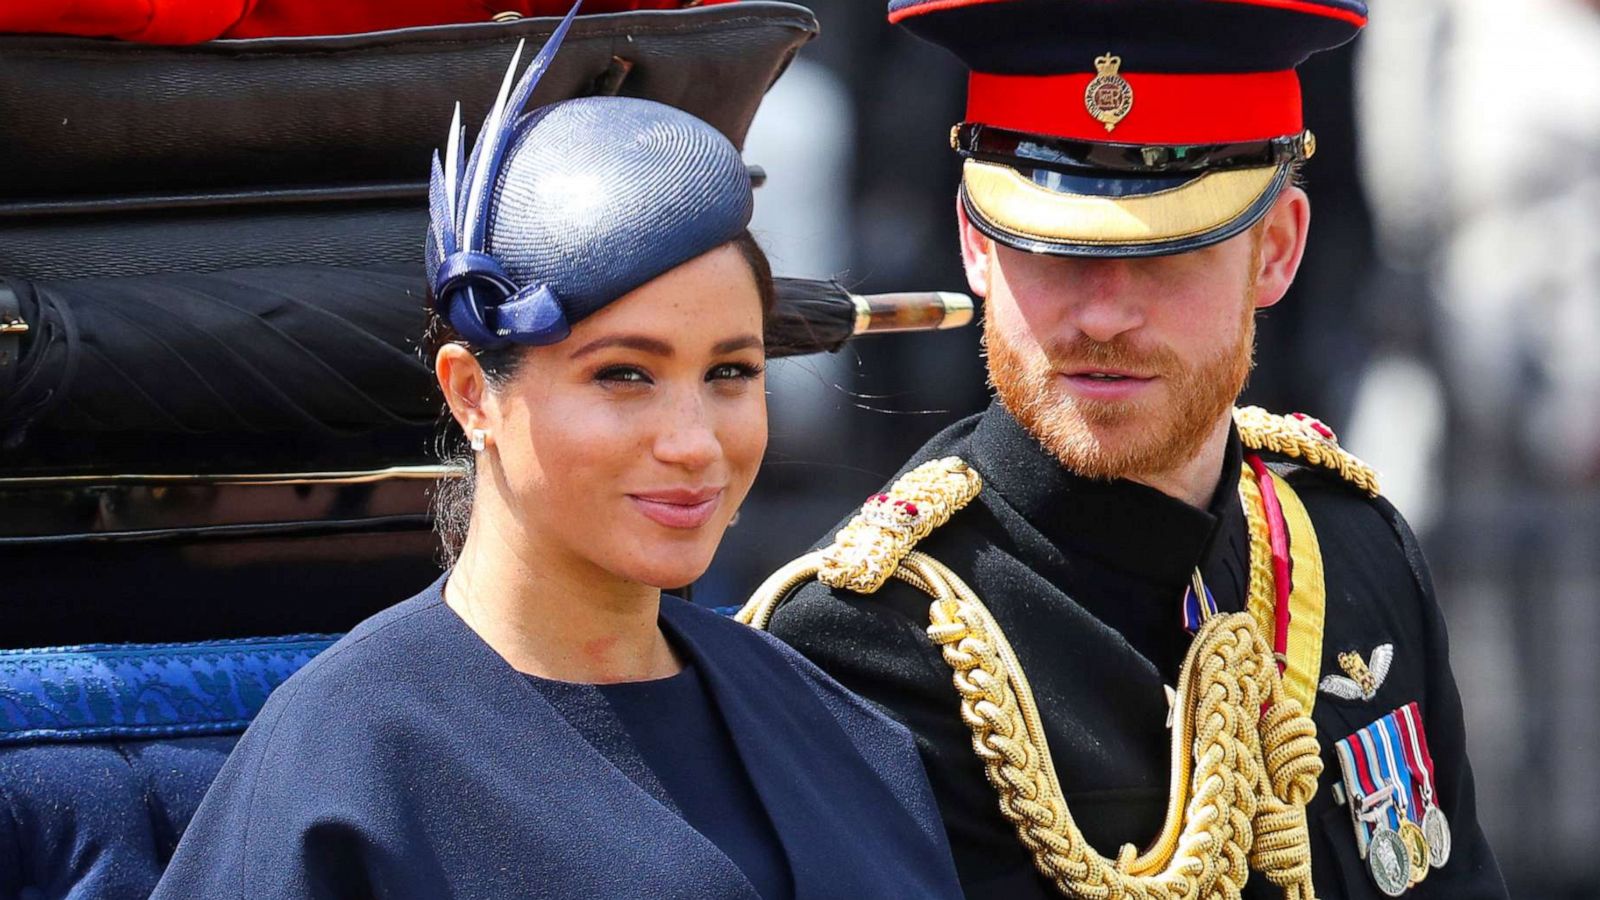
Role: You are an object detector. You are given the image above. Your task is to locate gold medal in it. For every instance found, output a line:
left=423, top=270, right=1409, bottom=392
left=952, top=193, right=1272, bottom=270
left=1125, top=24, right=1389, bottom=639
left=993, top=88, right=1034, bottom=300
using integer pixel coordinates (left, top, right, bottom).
left=1084, top=54, right=1133, bottom=132
left=1399, top=819, right=1431, bottom=885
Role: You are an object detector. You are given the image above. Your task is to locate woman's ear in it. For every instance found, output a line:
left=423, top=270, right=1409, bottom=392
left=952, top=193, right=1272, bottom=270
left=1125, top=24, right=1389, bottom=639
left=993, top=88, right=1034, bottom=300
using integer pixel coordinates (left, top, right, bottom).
left=956, top=196, right=992, bottom=299
left=435, top=344, right=492, bottom=442
left=1251, top=185, right=1311, bottom=310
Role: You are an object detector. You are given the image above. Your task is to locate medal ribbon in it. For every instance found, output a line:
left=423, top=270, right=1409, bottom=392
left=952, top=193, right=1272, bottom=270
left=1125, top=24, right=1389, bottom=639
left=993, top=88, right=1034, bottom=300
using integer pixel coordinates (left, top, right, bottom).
left=1397, top=702, right=1439, bottom=809
left=1180, top=570, right=1218, bottom=634
left=1356, top=725, right=1404, bottom=832
left=1334, top=736, right=1374, bottom=856
left=1375, top=715, right=1419, bottom=824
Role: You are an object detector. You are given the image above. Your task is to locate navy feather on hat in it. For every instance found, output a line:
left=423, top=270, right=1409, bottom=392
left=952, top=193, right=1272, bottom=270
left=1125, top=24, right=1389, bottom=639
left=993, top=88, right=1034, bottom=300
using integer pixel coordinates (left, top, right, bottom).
left=425, top=3, right=754, bottom=348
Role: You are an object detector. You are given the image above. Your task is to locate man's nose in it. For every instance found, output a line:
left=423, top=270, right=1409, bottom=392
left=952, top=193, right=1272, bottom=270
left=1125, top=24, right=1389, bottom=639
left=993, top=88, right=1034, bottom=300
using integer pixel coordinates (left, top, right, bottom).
left=1061, top=260, right=1144, bottom=343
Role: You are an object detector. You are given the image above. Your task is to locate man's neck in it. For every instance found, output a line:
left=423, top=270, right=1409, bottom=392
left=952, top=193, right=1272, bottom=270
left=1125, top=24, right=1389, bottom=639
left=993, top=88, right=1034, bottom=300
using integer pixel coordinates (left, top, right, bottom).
left=1125, top=414, right=1234, bottom=509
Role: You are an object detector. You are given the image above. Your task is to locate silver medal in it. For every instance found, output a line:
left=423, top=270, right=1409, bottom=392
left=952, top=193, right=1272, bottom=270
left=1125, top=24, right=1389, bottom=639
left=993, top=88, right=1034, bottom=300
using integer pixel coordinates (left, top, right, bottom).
left=1422, top=804, right=1452, bottom=868
left=1367, top=826, right=1413, bottom=896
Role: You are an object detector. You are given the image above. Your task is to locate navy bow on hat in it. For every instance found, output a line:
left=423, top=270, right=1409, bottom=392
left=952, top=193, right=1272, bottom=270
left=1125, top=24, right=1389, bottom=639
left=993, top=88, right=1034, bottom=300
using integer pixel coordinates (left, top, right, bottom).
left=425, top=1, right=755, bottom=349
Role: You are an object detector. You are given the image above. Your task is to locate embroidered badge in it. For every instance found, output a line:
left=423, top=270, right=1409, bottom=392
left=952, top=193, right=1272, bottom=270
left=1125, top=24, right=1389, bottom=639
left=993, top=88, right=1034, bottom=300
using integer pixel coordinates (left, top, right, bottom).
left=1084, top=53, right=1133, bottom=132
left=1320, top=643, right=1394, bottom=701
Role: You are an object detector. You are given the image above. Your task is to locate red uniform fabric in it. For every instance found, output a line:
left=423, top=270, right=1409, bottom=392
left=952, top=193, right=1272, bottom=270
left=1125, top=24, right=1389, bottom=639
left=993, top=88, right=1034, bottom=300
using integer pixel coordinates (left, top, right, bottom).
left=0, top=0, right=736, bottom=44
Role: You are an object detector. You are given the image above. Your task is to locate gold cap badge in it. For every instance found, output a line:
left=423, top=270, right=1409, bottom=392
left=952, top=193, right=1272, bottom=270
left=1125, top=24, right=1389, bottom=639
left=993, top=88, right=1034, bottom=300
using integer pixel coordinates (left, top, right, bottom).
left=1084, top=53, right=1134, bottom=132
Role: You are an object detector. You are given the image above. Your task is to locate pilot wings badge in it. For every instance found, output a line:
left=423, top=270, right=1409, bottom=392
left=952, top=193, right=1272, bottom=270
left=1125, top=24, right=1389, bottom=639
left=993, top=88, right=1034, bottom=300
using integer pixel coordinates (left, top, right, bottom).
left=1321, top=643, right=1394, bottom=702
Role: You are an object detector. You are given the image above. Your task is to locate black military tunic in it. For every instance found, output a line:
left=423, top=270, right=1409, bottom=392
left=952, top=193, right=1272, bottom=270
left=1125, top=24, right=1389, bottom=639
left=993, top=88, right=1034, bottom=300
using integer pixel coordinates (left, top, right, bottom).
left=768, top=402, right=1507, bottom=899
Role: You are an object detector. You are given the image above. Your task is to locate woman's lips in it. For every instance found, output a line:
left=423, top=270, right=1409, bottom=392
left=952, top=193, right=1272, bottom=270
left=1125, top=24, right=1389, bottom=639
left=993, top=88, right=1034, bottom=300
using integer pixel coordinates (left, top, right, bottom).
left=1058, top=369, right=1158, bottom=401
left=627, top=489, right=724, bottom=530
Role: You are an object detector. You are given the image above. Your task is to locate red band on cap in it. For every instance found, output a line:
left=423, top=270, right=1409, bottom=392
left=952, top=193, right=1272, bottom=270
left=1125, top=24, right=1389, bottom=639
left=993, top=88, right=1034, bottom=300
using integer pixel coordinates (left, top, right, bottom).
left=967, top=69, right=1303, bottom=144
left=889, top=0, right=1366, bottom=27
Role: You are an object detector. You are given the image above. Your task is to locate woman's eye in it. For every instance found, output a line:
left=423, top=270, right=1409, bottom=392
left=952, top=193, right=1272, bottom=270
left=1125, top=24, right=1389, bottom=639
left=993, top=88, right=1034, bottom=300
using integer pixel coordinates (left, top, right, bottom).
left=595, top=365, right=652, bottom=385
left=707, top=362, right=765, bottom=382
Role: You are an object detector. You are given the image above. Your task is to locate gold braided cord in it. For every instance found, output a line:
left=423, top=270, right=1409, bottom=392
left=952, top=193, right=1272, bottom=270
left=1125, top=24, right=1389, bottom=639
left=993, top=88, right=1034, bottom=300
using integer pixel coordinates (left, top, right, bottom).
left=739, top=439, right=1337, bottom=899
left=1234, top=406, right=1380, bottom=497
left=905, top=550, right=1323, bottom=900
left=738, top=551, right=828, bottom=629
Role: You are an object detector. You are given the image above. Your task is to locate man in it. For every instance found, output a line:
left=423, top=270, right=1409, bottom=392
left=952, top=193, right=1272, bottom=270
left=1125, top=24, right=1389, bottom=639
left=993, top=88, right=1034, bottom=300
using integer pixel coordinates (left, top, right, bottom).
left=744, top=1, right=1508, bottom=897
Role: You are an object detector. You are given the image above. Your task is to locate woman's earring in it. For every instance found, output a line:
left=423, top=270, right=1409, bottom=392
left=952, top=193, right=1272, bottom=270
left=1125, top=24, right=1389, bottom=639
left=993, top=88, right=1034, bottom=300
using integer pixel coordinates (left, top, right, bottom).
left=470, top=429, right=488, bottom=452
left=729, top=509, right=741, bottom=527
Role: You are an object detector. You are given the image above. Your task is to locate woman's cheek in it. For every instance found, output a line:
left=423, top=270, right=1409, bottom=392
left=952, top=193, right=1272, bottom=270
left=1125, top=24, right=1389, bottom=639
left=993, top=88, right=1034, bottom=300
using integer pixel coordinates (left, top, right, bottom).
left=722, top=390, right=768, bottom=488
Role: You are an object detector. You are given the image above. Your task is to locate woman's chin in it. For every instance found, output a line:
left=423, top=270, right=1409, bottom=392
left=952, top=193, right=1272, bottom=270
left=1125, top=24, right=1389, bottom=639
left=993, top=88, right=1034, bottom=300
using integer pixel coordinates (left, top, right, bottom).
left=614, top=548, right=717, bottom=593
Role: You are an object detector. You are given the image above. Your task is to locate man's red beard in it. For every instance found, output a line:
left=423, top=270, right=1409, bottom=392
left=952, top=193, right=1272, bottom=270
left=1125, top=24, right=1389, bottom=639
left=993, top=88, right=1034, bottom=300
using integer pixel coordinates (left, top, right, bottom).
left=985, top=290, right=1257, bottom=482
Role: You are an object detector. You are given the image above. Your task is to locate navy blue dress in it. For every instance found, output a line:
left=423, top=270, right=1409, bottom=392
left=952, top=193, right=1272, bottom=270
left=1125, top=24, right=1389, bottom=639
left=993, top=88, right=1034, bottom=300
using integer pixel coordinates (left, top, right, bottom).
left=151, top=578, right=962, bottom=899
left=529, top=664, right=793, bottom=899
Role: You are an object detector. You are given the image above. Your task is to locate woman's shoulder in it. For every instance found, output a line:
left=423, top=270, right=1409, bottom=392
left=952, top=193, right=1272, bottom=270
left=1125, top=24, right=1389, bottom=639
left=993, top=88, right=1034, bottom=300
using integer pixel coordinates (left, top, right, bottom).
left=661, top=597, right=913, bottom=739
left=247, top=581, right=456, bottom=747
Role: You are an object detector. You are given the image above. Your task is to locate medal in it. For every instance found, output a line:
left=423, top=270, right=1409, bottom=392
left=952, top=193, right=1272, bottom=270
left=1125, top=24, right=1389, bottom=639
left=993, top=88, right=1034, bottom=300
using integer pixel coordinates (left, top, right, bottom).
left=1423, top=804, right=1452, bottom=868
left=1336, top=727, right=1416, bottom=893
left=1357, top=725, right=1416, bottom=892
left=1398, top=820, right=1431, bottom=883
left=1374, top=715, right=1430, bottom=884
left=1397, top=702, right=1453, bottom=868
left=1366, top=826, right=1412, bottom=897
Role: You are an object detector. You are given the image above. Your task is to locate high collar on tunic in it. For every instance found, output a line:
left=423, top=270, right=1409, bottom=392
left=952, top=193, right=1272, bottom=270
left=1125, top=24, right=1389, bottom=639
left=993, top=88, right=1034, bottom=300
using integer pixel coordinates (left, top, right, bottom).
left=963, top=402, right=1251, bottom=677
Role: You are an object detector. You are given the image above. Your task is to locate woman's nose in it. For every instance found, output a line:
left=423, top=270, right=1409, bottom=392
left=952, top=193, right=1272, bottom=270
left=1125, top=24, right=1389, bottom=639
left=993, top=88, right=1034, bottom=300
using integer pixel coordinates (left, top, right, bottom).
left=652, top=395, right=721, bottom=470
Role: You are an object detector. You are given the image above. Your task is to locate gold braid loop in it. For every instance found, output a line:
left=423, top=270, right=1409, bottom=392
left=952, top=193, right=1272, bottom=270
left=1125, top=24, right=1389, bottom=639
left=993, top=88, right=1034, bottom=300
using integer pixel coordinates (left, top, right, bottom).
left=910, top=549, right=1321, bottom=900
left=1234, top=406, right=1379, bottom=497
left=738, top=454, right=1326, bottom=899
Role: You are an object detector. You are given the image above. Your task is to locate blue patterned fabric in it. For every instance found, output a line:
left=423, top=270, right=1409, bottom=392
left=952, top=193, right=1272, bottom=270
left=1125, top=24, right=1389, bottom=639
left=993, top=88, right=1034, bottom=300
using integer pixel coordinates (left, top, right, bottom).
left=0, top=635, right=338, bottom=745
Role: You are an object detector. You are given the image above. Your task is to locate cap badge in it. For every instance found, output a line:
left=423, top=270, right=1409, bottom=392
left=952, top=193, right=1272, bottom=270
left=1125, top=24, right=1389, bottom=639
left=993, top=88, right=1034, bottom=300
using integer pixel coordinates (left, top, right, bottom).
left=1085, top=53, right=1134, bottom=132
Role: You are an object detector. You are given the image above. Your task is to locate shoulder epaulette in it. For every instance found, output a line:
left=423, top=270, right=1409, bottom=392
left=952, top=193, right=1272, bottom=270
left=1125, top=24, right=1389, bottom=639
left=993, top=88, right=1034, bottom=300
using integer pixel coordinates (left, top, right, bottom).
left=817, top=457, right=983, bottom=594
left=1234, top=405, right=1380, bottom=497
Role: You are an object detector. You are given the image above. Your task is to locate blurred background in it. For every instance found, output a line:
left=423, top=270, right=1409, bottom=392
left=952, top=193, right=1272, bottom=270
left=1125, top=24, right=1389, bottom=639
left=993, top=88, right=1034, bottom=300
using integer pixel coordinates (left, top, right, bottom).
left=713, top=1, right=1600, bottom=896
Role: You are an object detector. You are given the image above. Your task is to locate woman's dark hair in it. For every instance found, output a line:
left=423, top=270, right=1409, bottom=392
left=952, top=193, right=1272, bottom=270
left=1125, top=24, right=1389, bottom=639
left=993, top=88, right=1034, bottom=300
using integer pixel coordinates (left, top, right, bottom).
left=427, top=230, right=775, bottom=566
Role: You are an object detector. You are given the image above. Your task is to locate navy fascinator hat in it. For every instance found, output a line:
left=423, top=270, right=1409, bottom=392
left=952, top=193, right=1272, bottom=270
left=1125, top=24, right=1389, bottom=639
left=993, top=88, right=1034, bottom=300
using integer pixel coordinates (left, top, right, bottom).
left=425, top=3, right=755, bottom=350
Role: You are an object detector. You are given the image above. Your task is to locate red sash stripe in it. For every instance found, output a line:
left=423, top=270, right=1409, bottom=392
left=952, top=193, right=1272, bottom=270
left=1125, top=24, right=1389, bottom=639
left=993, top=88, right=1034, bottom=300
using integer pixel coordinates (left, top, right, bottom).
left=1246, top=456, right=1295, bottom=666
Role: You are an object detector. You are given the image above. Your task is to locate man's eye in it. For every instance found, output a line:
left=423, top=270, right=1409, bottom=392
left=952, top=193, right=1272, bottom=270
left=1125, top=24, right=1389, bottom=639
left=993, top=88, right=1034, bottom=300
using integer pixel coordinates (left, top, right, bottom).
left=707, top=363, right=765, bottom=382
left=596, top=366, right=651, bottom=385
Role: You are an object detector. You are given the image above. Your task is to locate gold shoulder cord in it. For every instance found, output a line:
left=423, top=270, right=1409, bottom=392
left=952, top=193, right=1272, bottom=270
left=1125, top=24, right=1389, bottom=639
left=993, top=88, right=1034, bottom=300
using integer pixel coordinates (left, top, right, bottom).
left=740, top=410, right=1378, bottom=900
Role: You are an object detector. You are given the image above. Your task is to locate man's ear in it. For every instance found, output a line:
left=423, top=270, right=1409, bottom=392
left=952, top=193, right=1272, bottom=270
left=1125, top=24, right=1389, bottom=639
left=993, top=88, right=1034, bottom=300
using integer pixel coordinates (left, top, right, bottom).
left=956, top=195, right=993, bottom=299
left=1252, top=184, right=1311, bottom=310
left=435, top=344, right=492, bottom=441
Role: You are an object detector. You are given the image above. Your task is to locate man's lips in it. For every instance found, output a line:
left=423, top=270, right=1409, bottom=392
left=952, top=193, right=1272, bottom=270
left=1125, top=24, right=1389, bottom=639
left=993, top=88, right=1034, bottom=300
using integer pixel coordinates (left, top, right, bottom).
left=627, top=488, right=724, bottom=530
left=1057, top=368, right=1158, bottom=399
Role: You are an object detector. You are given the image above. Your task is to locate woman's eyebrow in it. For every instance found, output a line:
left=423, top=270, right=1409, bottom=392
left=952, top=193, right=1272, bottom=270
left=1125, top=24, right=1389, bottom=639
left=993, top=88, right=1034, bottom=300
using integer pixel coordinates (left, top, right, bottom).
left=712, top=334, right=763, bottom=355
left=568, top=335, right=674, bottom=359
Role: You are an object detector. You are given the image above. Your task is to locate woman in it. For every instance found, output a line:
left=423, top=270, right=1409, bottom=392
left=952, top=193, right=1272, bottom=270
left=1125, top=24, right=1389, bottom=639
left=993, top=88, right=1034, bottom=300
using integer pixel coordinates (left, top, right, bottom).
left=151, top=11, right=962, bottom=899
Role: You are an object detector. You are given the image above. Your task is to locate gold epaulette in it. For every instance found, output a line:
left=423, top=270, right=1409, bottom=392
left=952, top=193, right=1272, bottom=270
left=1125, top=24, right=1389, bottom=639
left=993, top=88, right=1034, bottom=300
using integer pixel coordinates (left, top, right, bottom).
left=1234, top=405, right=1380, bottom=497
left=817, top=457, right=983, bottom=594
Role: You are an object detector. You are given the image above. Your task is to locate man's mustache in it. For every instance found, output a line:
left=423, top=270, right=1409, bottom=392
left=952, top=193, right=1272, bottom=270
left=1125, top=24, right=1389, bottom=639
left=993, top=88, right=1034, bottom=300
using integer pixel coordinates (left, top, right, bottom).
left=1043, top=335, right=1181, bottom=377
